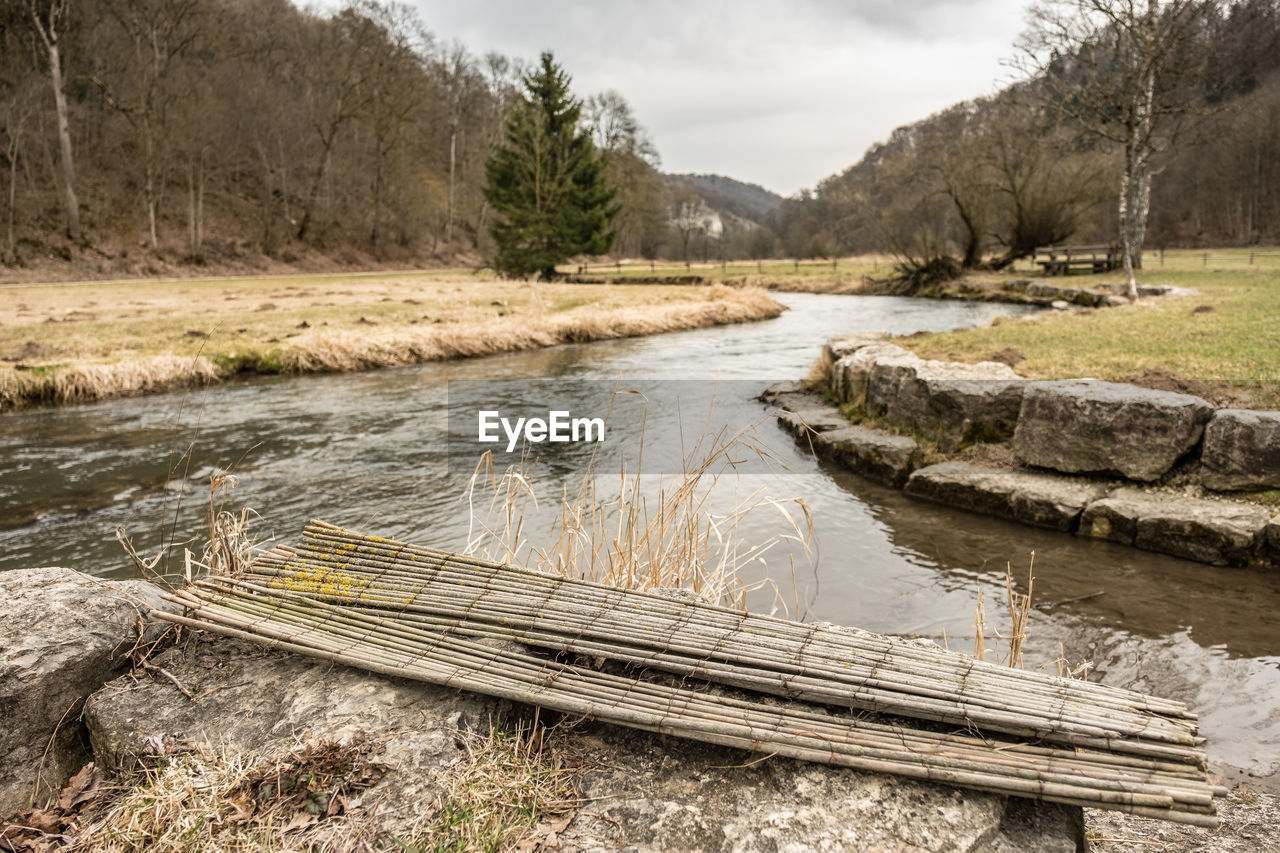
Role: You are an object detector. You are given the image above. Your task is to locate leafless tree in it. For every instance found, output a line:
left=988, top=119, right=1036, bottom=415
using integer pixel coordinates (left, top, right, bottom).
left=1018, top=0, right=1217, bottom=299
left=28, top=0, right=80, bottom=243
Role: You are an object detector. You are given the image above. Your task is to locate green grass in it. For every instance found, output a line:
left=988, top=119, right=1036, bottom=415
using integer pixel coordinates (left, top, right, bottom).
left=898, top=251, right=1280, bottom=406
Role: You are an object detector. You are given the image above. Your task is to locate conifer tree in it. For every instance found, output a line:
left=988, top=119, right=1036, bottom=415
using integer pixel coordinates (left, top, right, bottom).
left=483, top=52, right=618, bottom=279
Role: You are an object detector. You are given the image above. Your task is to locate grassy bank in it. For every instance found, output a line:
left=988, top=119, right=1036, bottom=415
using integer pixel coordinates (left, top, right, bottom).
left=886, top=249, right=1280, bottom=407
left=0, top=273, right=783, bottom=410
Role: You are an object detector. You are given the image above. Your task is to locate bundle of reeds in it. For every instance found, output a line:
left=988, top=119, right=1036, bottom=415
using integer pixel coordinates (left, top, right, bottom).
left=155, top=520, right=1222, bottom=827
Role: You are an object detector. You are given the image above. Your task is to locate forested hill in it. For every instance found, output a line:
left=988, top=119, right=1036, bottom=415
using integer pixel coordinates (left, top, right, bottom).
left=770, top=0, right=1280, bottom=262
left=0, top=0, right=709, bottom=275
left=664, top=174, right=784, bottom=225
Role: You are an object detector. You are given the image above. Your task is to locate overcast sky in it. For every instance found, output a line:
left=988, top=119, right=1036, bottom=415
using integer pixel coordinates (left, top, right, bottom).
left=402, top=0, right=1033, bottom=196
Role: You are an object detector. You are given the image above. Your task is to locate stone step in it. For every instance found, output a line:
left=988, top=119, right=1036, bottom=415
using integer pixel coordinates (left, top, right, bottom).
left=904, top=462, right=1109, bottom=533
left=818, top=425, right=922, bottom=488
left=1080, top=488, right=1272, bottom=567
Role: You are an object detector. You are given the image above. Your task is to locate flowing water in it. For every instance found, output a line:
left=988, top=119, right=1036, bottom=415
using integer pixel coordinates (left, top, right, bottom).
left=2, top=293, right=1278, bottom=785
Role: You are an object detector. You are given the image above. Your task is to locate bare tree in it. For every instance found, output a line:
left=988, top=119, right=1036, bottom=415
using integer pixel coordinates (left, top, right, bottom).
left=92, top=0, right=202, bottom=249
left=28, top=0, right=80, bottom=243
left=1018, top=0, right=1216, bottom=299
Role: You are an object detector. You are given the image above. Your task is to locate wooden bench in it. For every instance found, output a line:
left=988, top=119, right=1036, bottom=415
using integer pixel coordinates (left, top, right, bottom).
left=1034, top=245, right=1122, bottom=276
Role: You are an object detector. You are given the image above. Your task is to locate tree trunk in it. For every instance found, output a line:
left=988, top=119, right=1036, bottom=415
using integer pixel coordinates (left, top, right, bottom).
left=144, top=117, right=159, bottom=249
left=446, top=126, right=457, bottom=244
left=1117, top=0, right=1159, bottom=303
left=42, top=37, right=81, bottom=243
left=297, top=141, right=333, bottom=241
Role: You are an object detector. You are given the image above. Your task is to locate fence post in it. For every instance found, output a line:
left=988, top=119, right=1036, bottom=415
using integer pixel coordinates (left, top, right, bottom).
left=1203, top=252, right=1208, bottom=267
left=1160, top=249, right=1164, bottom=266
left=1250, top=253, right=1255, bottom=265
left=794, top=259, right=799, bottom=272
left=650, top=260, right=654, bottom=271
left=758, top=260, right=762, bottom=273
left=832, top=258, right=837, bottom=271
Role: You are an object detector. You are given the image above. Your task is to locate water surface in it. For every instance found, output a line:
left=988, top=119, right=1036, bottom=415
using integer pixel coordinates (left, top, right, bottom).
left=2, top=292, right=1276, bottom=784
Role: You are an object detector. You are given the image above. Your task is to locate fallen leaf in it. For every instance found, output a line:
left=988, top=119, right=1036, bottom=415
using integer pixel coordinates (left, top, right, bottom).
left=283, top=812, right=317, bottom=833
left=57, top=763, right=102, bottom=812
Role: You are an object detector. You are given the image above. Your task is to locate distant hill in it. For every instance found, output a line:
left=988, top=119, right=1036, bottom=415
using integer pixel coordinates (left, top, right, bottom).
left=664, top=174, right=784, bottom=225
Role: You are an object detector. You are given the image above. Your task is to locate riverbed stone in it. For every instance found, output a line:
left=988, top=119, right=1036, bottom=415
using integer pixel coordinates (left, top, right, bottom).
left=819, top=424, right=922, bottom=487
left=0, top=567, right=178, bottom=816
left=1026, top=282, right=1107, bottom=307
left=1079, top=488, right=1271, bottom=566
left=904, top=462, right=1108, bottom=532
left=1013, top=380, right=1213, bottom=481
left=884, top=361, right=1025, bottom=452
left=1200, top=409, right=1280, bottom=491
left=83, top=634, right=1081, bottom=852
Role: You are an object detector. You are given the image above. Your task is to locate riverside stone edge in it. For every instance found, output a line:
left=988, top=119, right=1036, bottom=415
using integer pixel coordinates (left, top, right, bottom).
left=762, top=334, right=1280, bottom=570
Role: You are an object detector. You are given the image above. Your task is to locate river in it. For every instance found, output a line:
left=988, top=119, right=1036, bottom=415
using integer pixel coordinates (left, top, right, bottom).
left=2, top=292, right=1277, bottom=785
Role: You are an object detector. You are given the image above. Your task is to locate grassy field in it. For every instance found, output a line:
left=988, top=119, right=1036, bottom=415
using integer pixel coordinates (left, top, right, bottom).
left=0, top=270, right=782, bottom=409
left=896, top=249, right=1280, bottom=406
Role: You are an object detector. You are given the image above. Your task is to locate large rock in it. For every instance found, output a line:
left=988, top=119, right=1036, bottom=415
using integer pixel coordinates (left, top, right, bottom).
left=822, top=329, right=890, bottom=364
left=846, top=349, right=1023, bottom=452
left=831, top=342, right=916, bottom=407
left=1079, top=488, right=1271, bottom=566
left=819, top=424, right=922, bottom=488
left=1200, top=409, right=1280, bottom=491
left=904, top=462, right=1108, bottom=532
left=83, top=636, right=1081, bottom=852
left=0, top=567, right=177, bottom=816
left=1268, top=517, right=1280, bottom=565
left=1013, top=381, right=1213, bottom=481
left=882, top=361, right=1024, bottom=452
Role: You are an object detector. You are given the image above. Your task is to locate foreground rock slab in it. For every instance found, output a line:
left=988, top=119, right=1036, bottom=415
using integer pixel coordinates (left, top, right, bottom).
left=561, top=728, right=1083, bottom=853
left=1080, top=488, right=1272, bottom=566
left=1014, top=380, right=1213, bottom=481
left=82, top=636, right=1083, bottom=852
left=904, top=462, right=1108, bottom=532
left=0, top=567, right=176, bottom=816
left=1200, top=409, right=1280, bottom=491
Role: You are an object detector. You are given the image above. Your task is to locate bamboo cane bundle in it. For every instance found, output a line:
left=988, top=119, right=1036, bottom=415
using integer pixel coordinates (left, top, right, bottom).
left=154, top=520, right=1221, bottom=826
left=240, top=522, right=1199, bottom=757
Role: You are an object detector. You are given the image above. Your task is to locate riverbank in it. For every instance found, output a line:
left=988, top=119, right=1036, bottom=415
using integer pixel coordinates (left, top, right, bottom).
left=0, top=275, right=782, bottom=410
left=767, top=330, right=1280, bottom=570
left=892, top=257, right=1280, bottom=409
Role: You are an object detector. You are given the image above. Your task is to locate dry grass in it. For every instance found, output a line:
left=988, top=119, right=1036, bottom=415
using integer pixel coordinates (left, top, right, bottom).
left=462, top=422, right=814, bottom=611
left=971, top=556, right=1037, bottom=669
left=398, top=717, right=583, bottom=853
left=76, top=738, right=386, bottom=853
left=0, top=275, right=783, bottom=409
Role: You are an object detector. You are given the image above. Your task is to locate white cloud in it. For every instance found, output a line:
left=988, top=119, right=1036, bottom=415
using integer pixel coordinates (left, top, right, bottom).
left=402, top=0, right=1032, bottom=195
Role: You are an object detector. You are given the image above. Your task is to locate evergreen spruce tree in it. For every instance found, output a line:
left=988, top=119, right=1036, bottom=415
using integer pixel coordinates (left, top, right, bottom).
left=483, top=52, right=619, bottom=279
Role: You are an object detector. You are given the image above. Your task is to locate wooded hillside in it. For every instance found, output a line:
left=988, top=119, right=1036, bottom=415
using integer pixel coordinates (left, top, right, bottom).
left=0, top=0, right=677, bottom=274
left=772, top=0, right=1280, bottom=263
